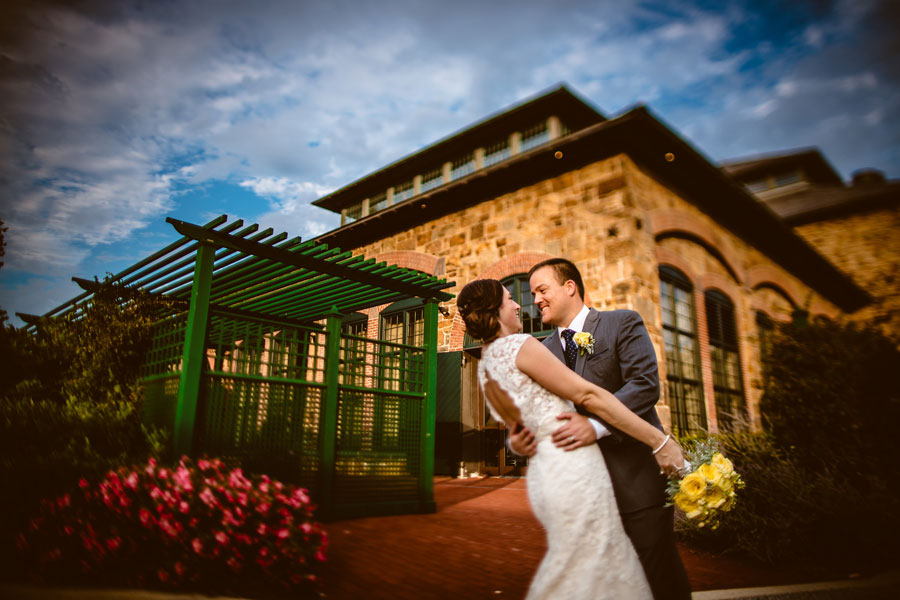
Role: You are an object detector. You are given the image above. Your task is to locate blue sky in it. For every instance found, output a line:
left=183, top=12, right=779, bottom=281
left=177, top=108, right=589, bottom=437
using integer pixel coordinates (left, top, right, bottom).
left=1, top=0, right=898, bottom=326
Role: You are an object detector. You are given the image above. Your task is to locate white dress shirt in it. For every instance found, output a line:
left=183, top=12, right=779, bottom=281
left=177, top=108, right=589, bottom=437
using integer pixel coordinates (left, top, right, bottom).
left=560, top=305, right=611, bottom=440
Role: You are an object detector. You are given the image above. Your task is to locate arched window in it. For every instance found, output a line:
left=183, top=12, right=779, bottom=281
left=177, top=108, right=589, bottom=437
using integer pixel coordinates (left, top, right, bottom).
left=659, top=266, right=706, bottom=433
left=463, top=273, right=554, bottom=348
left=706, top=290, right=746, bottom=431
left=502, top=274, right=554, bottom=337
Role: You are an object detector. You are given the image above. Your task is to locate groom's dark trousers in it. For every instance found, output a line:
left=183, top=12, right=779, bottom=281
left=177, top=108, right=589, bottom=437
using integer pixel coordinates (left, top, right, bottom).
left=543, top=308, right=691, bottom=600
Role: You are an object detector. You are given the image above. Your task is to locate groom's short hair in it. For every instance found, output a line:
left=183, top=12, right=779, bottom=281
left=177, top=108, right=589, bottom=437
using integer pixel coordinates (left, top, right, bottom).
left=528, top=258, right=585, bottom=300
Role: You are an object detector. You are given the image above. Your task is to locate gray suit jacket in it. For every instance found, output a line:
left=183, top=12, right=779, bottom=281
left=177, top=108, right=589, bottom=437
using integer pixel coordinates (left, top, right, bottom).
left=543, top=308, right=666, bottom=513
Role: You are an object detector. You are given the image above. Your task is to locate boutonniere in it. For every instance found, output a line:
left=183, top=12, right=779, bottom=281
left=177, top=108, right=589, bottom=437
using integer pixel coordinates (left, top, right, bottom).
left=572, top=331, right=595, bottom=356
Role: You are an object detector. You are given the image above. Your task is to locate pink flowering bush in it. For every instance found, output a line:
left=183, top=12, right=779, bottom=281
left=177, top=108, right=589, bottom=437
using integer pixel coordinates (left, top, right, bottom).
left=17, top=456, right=327, bottom=597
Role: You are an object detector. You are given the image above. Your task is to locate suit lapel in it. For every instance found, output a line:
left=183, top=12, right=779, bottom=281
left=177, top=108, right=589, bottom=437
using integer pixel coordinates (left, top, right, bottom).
left=575, top=308, right=603, bottom=377
left=545, top=329, right=566, bottom=363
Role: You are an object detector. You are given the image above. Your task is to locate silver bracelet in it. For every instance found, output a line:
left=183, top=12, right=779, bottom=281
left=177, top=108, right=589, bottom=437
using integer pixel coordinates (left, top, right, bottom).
left=652, top=434, right=671, bottom=455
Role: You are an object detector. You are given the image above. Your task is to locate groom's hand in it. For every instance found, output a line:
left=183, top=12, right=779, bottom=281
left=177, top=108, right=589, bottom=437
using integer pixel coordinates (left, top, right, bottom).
left=552, top=413, right=596, bottom=451
left=509, top=423, right=537, bottom=457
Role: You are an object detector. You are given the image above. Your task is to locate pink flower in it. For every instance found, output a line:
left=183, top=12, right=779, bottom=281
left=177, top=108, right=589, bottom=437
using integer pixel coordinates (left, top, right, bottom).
left=259, top=481, right=269, bottom=494
left=191, top=538, right=203, bottom=554
left=145, top=458, right=157, bottom=476
left=158, top=468, right=169, bottom=479
left=78, top=478, right=89, bottom=489
left=106, top=537, right=121, bottom=552
left=256, top=502, right=270, bottom=515
left=197, top=459, right=210, bottom=470
left=315, top=550, right=326, bottom=562
left=173, top=466, right=193, bottom=492
left=199, top=487, right=216, bottom=507
left=149, top=486, right=162, bottom=500
left=139, top=508, right=153, bottom=526
left=178, top=501, right=189, bottom=514
left=226, top=556, right=241, bottom=572
left=257, top=523, right=267, bottom=536
left=174, top=561, right=186, bottom=578
left=215, top=531, right=228, bottom=545
left=301, top=522, right=312, bottom=534
left=124, top=472, right=138, bottom=490
left=276, top=528, right=290, bottom=539
left=159, top=517, right=178, bottom=538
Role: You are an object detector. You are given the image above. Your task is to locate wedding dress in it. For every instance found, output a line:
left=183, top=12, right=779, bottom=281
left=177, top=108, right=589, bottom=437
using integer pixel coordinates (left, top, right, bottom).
left=479, top=333, right=652, bottom=600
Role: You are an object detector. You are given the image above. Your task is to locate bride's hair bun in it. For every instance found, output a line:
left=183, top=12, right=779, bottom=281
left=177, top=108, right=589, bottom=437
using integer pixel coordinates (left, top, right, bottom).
left=456, top=279, right=505, bottom=343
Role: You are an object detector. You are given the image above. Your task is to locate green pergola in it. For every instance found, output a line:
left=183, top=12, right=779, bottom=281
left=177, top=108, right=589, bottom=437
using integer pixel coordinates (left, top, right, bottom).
left=28, top=215, right=454, bottom=519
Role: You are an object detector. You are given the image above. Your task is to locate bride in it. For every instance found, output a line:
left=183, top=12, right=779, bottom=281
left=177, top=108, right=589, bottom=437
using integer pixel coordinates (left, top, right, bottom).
left=456, top=278, right=685, bottom=600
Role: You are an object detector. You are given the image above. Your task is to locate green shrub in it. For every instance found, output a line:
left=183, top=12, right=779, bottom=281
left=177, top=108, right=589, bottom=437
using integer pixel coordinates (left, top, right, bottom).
left=677, top=317, right=900, bottom=571
left=0, top=279, right=174, bottom=573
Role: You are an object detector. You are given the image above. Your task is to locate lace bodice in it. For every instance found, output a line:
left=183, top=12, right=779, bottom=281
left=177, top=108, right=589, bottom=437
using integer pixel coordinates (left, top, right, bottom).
left=478, top=334, right=575, bottom=441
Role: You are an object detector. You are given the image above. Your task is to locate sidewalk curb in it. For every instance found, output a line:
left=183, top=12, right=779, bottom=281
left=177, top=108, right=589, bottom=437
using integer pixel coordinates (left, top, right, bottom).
left=692, top=569, right=900, bottom=599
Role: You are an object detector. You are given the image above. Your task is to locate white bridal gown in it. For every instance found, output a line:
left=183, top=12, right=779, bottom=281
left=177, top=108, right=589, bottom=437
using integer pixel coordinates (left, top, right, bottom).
left=478, top=334, right=652, bottom=600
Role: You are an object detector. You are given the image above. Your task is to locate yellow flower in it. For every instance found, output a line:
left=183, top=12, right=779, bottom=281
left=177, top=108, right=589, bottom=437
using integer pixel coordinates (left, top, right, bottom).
left=679, top=472, right=707, bottom=501
left=705, top=485, right=727, bottom=509
left=711, top=453, right=733, bottom=475
left=699, top=462, right=724, bottom=485
left=716, top=476, right=734, bottom=493
left=572, top=331, right=595, bottom=355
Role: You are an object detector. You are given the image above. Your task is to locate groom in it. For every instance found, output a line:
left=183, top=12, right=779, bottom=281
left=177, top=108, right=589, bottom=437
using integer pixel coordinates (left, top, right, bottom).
left=507, top=258, right=691, bottom=600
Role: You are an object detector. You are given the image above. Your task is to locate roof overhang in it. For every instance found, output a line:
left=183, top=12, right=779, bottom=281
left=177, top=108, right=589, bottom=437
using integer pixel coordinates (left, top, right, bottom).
left=314, top=107, right=871, bottom=313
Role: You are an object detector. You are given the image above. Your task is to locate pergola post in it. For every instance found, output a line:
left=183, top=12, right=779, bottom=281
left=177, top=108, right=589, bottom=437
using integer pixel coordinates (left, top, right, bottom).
left=318, top=306, right=343, bottom=516
left=174, top=242, right=215, bottom=456
left=419, top=299, right=438, bottom=510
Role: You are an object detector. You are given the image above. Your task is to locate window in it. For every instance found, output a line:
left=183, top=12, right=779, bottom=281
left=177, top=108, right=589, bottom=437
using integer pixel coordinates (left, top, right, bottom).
left=450, top=153, right=475, bottom=181
left=378, top=300, right=425, bottom=451
left=379, top=299, right=425, bottom=391
left=340, top=314, right=369, bottom=450
left=520, top=122, right=549, bottom=152
left=774, top=171, right=802, bottom=187
left=393, top=180, right=414, bottom=203
left=706, top=290, right=746, bottom=431
left=504, top=274, right=553, bottom=337
left=483, top=139, right=510, bottom=167
left=341, top=314, right=368, bottom=388
left=345, top=202, right=363, bottom=223
left=660, top=266, right=707, bottom=434
left=462, top=273, right=553, bottom=348
left=746, top=179, right=769, bottom=194
left=369, top=192, right=387, bottom=213
left=420, top=167, right=443, bottom=193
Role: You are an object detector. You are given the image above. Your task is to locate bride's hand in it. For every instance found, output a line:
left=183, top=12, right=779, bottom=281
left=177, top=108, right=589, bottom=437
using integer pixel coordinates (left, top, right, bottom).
left=653, top=437, right=686, bottom=478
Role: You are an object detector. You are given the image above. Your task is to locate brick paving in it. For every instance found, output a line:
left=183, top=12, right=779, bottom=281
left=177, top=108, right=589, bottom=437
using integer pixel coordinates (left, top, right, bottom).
left=317, top=476, right=818, bottom=600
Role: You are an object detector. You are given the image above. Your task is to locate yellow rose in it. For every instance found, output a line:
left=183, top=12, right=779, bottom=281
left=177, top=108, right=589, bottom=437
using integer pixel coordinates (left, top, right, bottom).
left=716, top=476, right=734, bottom=493
left=679, top=472, right=707, bottom=501
left=711, top=453, right=733, bottom=475
left=674, top=492, right=697, bottom=513
left=699, top=462, right=724, bottom=485
left=705, top=485, right=727, bottom=509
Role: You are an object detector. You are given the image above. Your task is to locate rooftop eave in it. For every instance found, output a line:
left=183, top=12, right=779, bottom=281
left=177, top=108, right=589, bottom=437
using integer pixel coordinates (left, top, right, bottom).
left=315, top=107, right=871, bottom=314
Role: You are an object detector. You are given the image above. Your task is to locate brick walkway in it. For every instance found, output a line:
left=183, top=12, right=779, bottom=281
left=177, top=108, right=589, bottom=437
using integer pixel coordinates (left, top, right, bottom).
left=317, top=476, right=817, bottom=600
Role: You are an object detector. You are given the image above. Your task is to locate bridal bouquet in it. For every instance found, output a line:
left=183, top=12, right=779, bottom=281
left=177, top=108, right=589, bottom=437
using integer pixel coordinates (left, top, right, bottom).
left=667, top=438, right=744, bottom=530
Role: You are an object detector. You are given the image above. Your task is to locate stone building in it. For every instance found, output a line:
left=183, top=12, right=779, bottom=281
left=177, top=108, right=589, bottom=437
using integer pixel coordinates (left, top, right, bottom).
left=723, top=149, right=900, bottom=340
left=311, top=85, right=875, bottom=476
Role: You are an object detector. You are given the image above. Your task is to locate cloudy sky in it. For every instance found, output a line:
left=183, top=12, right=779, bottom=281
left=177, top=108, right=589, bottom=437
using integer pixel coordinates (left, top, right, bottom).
left=1, top=0, right=897, bottom=326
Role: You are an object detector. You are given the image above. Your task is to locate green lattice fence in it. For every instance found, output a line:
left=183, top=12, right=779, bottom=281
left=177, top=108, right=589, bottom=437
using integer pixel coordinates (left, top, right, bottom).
left=140, top=308, right=433, bottom=518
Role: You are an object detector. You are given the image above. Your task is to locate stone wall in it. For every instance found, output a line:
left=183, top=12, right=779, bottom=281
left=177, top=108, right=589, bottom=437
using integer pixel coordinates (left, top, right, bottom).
left=794, top=205, right=900, bottom=342
left=349, top=154, right=847, bottom=433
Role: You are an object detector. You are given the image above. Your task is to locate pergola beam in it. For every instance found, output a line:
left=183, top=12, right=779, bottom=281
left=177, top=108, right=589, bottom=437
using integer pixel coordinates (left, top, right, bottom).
left=167, top=217, right=454, bottom=303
